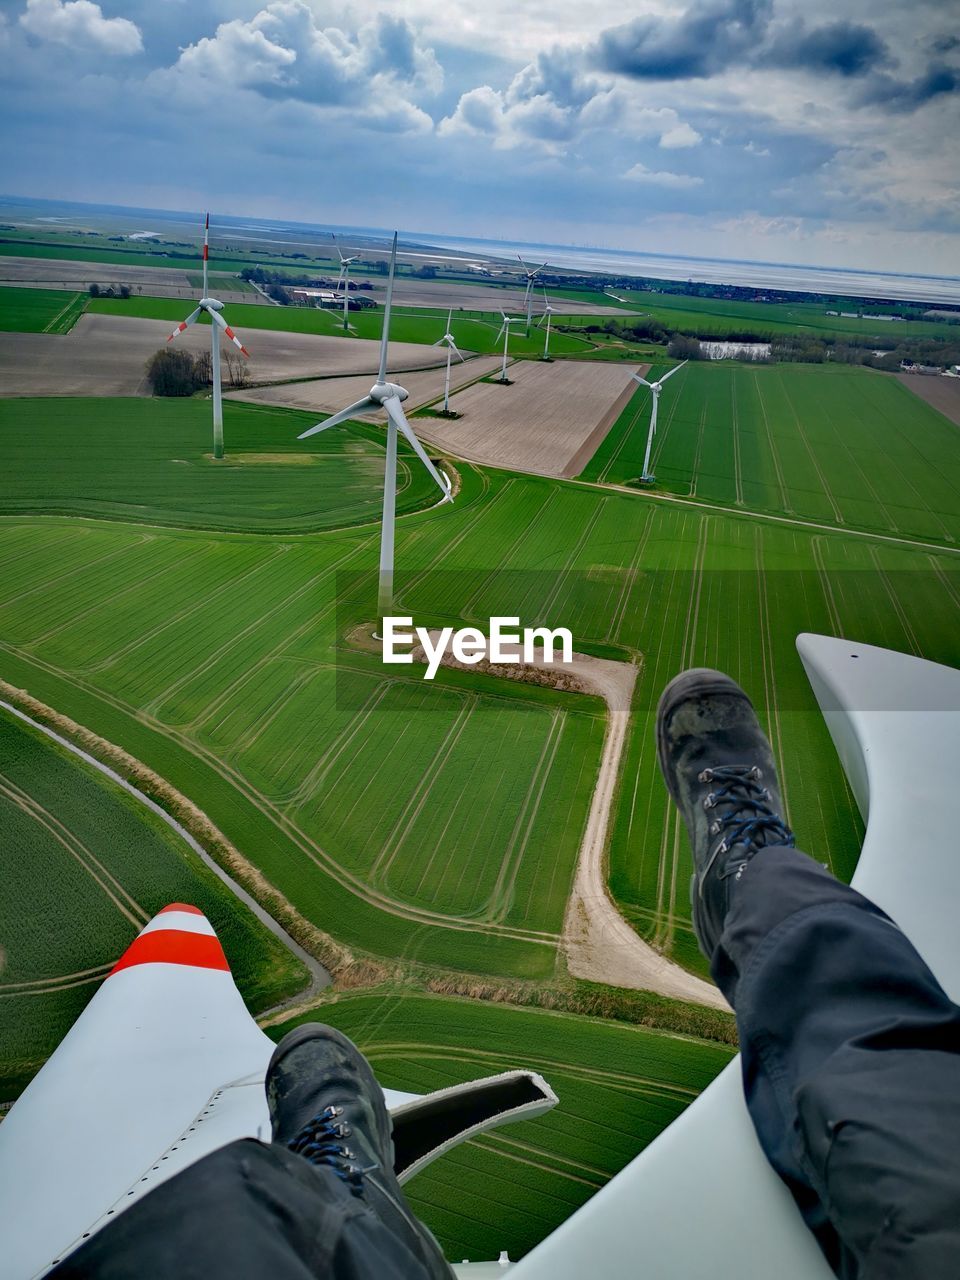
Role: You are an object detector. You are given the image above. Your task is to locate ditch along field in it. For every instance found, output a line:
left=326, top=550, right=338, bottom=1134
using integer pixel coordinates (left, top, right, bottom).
left=583, top=362, right=960, bottom=547
left=267, top=991, right=733, bottom=1262
left=0, top=706, right=304, bottom=1097
left=1, top=387, right=958, bottom=1000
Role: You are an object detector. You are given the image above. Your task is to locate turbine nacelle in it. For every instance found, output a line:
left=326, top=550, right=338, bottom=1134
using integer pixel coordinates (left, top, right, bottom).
left=200, top=298, right=224, bottom=312
left=370, top=381, right=409, bottom=405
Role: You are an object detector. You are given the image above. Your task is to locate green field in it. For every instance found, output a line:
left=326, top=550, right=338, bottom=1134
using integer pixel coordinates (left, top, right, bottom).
left=582, top=362, right=960, bottom=546
left=86, top=295, right=596, bottom=357
left=0, top=707, right=306, bottom=1095
left=555, top=287, right=960, bottom=342
left=268, top=991, right=733, bottom=1260
left=0, top=398, right=439, bottom=532
left=0, top=286, right=86, bottom=334
left=1, top=387, right=957, bottom=996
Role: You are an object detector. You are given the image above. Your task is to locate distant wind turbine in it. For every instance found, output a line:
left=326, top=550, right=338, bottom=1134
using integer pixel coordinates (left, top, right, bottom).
left=433, top=308, right=465, bottom=413
left=333, top=233, right=360, bottom=332
left=298, top=233, right=452, bottom=620
left=537, top=288, right=555, bottom=360
left=167, top=213, right=249, bottom=461
left=496, top=313, right=524, bottom=383
left=632, top=361, right=687, bottom=483
left=518, top=255, right=549, bottom=333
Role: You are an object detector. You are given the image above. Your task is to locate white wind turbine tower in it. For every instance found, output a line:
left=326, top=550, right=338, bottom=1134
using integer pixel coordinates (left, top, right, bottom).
left=518, top=254, right=549, bottom=333
left=537, top=288, right=556, bottom=361
left=495, top=313, right=524, bottom=383
left=632, top=360, right=688, bottom=483
left=299, top=233, right=452, bottom=621
left=433, top=308, right=465, bottom=413
left=333, top=233, right=360, bottom=332
left=167, top=213, right=249, bottom=461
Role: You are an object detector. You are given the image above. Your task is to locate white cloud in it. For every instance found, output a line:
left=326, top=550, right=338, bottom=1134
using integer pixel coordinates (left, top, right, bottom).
left=155, top=2, right=440, bottom=134
left=439, top=56, right=702, bottom=158
left=660, top=121, right=702, bottom=148
left=19, top=0, right=142, bottom=56
left=623, top=162, right=704, bottom=188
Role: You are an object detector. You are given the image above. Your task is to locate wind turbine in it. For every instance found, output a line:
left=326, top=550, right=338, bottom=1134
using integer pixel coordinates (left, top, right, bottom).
left=496, top=313, right=524, bottom=383
left=433, top=308, right=464, bottom=413
left=333, top=233, right=360, bottom=332
left=298, top=233, right=452, bottom=621
left=631, top=361, right=688, bottom=483
left=537, top=288, right=556, bottom=361
left=518, top=254, right=549, bottom=333
left=167, top=213, right=249, bottom=461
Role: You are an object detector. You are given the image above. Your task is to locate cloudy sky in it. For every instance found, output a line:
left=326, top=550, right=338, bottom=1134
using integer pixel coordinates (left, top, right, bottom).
left=3, top=0, right=959, bottom=273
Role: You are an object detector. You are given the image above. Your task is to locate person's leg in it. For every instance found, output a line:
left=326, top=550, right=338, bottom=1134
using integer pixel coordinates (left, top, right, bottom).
left=50, top=1026, right=452, bottom=1280
left=717, top=848, right=960, bottom=1279
left=49, top=1138, right=434, bottom=1280
left=657, top=669, right=960, bottom=1280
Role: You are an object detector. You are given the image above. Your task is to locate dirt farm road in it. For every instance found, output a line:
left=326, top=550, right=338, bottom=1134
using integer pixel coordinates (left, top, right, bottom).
left=414, top=635, right=727, bottom=1009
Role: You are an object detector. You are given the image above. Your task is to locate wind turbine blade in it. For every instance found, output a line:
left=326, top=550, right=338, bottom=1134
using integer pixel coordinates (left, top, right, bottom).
left=167, top=307, right=203, bottom=341
left=445, top=307, right=452, bottom=330
left=450, top=342, right=465, bottom=362
left=632, top=373, right=654, bottom=389
left=385, top=396, right=451, bottom=501
left=659, top=359, right=688, bottom=384
left=208, top=308, right=250, bottom=356
left=378, top=232, right=398, bottom=385
left=298, top=396, right=379, bottom=438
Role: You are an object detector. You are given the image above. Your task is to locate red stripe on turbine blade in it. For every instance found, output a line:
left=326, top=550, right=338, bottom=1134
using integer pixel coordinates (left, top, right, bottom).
left=239, top=346, right=250, bottom=358
left=158, top=903, right=203, bottom=916
left=110, top=929, right=229, bottom=976
left=203, top=245, right=209, bottom=260
left=205, top=213, right=209, bottom=230
left=224, top=325, right=236, bottom=339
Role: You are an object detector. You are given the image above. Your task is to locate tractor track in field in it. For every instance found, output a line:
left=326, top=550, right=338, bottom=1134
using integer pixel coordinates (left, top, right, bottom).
left=0, top=696, right=331, bottom=1002
left=567, top=477, right=960, bottom=559
left=355, top=1042, right=704, bottom=1100
left=752, top=372, right=792, bottom=515
left=0, top=533, right=154, bottom=611
left=487, top=710, right=565, bottom=925
left=370, top=698, right=477, bottom=889
left=0, top=963, right=114, bottom=998
left=776, top=370, right=844, bottom=526
left=0, top=771, right=147, bottom=929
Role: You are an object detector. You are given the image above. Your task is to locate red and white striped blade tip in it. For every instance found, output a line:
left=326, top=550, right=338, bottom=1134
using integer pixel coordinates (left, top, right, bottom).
left=109, top=903, right=230, bottom=977
left=223, top=324, right=249, bottom=356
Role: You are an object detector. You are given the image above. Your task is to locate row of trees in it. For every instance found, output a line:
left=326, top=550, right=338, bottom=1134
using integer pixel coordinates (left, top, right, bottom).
left=145, top=347, right=250, bottom=397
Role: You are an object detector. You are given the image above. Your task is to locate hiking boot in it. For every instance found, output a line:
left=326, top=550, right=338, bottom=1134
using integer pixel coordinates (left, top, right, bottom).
left=267, top=1023, right=453, bottom=1278
left=656, top=669, right=795, bottom=958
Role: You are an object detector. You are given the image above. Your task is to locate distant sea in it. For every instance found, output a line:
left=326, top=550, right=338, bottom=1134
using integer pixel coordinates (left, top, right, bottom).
left=418, top=232, right=960, bottom=307
left=4, top=194, right=959, bottom=307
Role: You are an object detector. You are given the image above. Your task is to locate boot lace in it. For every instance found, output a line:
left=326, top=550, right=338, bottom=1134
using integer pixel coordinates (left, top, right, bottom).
left=699, top=764, right=794, bottom=886
left=286, top=1104, right=377, bottom=1195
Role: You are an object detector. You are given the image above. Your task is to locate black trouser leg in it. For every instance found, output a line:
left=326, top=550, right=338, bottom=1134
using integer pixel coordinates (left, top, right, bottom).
left=50, top=1139, right=436, bottom=1280
left=712, top=847, right=960, bottom=1279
